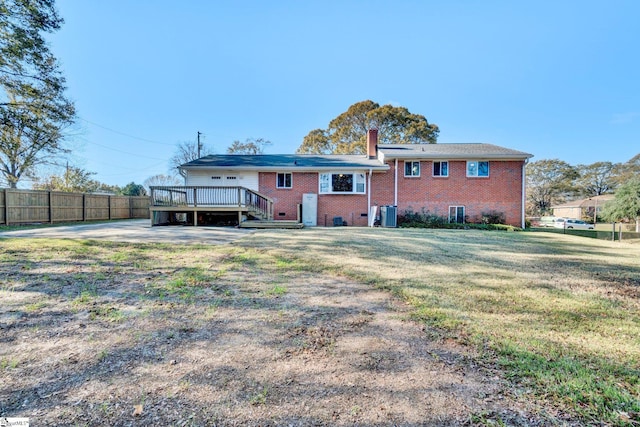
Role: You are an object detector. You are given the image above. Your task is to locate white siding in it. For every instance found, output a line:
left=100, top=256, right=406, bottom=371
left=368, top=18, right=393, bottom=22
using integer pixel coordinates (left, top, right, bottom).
left=186, top=170, right=259, bottom=190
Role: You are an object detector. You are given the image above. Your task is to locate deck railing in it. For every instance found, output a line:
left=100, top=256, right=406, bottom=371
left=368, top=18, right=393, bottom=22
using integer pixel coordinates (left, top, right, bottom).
left=149, top=186, right=273, bottom=220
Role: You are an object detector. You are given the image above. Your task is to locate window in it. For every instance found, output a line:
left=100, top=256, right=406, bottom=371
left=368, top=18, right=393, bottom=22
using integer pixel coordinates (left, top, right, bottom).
left=276, top=172, right=292, bottom=189
left=433, top=161, right=448, bottom=177
left=319, top=172, right=365, bottom=194
left=404, top=161, right=420, bottom=177
left=211, top=176, right=221, bottom=180
left=467, top=161, right=489, bottom=177
left=449, top=206, right=465, bottom=223
left=226, top=176, right=237, bottom=180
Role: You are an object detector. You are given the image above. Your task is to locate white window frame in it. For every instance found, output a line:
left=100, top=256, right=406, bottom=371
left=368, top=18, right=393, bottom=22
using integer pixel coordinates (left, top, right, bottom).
left=449, top=206, right=465, bottom=223
left=466, top=161, right=489, bottom=177
left=319, top=172, right=366, bottom=194
left=404, top=161, right=420, bottom=177
left=276, top=172, right=292, bottom=189
left=433, top=161, right=449, bottom=177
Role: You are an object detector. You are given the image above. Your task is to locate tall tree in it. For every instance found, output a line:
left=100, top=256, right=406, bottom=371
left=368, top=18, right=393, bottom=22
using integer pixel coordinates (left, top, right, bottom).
left=296, top=100, right=439, bottom=154
left=526, top=159, right=579, bottom=216
left=0, top=0, right=75, bottom=187
left=227, top=138, right=271, bottom=154
left=575, top=161, right=619, bottom=197
left=168, top=140, right=212, bottom=175
left=601, top=177, right=640, bottom=232
left=614, top=153, right=640, bottom=186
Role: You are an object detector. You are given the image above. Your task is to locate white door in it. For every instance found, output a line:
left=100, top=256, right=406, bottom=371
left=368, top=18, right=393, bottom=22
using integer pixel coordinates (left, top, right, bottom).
left=302, top=193, right=317, bottom=226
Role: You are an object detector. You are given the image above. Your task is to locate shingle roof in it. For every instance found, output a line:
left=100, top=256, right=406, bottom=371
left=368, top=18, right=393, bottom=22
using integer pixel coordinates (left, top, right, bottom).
left=378, top=143, right=533, bottom=160
left=180, top=154, right=389, bottom=171
left=180, top=143, right=533, bottom=171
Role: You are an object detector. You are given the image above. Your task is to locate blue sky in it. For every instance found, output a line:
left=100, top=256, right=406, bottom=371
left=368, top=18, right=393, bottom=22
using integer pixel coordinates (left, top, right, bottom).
left=46, top=0, right=640, bottom=187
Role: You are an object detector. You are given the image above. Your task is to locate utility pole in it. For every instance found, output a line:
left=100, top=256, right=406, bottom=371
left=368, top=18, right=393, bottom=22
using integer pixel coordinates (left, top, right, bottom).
left=197, top=131, right=202, bottom=158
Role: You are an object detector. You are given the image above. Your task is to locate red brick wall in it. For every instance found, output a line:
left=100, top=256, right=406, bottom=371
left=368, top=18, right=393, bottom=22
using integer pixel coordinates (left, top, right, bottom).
left=259, top=160, right=525, bottom=227
left=259, top=172, right=370, bottom=226
left=392, top=159, right=524, bottom=227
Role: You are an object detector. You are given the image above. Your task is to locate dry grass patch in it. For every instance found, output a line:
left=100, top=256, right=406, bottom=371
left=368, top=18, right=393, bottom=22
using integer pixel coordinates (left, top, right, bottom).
left=238, top=228, right=640, bottom=425
left=2, top=235, right=546, bottom=426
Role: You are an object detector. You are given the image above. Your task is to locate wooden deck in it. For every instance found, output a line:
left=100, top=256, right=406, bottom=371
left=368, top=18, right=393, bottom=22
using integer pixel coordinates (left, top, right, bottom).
left=149, top=185, right=282, bottom=227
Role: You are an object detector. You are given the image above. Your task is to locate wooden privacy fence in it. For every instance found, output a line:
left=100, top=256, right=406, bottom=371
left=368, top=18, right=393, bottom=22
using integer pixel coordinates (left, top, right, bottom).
left=0, top=188, right=150, bottom=225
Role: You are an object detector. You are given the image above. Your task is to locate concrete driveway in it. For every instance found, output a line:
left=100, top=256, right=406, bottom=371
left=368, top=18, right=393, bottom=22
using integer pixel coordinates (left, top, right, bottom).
left=0, top=219, right=254, bottom=244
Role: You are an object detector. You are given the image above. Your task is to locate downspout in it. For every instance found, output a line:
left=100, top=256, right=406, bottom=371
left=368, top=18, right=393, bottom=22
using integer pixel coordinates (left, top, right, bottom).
left=394, top=158, right=398, bottom=206
left=367, top=168, right=373, bottom=226
left=522, top=159, right=528, bottom=229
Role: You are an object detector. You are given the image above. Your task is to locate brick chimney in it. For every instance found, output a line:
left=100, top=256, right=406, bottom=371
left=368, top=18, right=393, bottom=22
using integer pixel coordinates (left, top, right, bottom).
left=367, top=128, right=378, bottom=159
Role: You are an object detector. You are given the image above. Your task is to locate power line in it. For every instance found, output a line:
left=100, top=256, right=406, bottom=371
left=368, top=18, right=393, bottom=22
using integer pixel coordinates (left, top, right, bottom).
left=82, top=138, right=168, bottom=161
left=78, top=116, right=177, bottom=146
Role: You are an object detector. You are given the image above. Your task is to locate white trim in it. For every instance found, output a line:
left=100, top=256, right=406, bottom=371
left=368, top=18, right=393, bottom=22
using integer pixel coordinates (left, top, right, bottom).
left=466, top=161, right=490, bottom=177
left=318, top=171, right=366, bottom=194
left=404, top=160, right=421, bottom=177
left=276, top=172, right=293, bottom=189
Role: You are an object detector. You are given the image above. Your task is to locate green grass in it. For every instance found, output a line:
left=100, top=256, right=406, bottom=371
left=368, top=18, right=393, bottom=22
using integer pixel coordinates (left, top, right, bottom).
left=266, top=285, right=287, bottom=296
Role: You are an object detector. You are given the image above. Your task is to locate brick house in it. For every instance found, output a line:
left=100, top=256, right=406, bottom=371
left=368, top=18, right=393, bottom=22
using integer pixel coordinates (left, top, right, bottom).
left=152, top=130, right=532, bottom=228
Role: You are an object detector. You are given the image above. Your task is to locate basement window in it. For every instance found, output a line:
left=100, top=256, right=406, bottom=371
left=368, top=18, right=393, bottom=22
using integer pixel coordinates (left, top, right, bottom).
left=449, top=206, right=465, bottom=223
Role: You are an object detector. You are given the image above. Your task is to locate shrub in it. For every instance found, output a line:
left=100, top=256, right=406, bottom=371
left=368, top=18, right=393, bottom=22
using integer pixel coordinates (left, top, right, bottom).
left=480, top=210, right=506, bottom=225
left=397, top=208, right=447, bottom=228
left=398, top=208, right=521, bottom=231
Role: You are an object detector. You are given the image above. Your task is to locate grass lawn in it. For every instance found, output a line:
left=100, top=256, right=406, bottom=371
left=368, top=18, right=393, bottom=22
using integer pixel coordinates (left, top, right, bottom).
left=1, top=228, right=639, bottom=424
left=238, top=228, right=640, bottom=425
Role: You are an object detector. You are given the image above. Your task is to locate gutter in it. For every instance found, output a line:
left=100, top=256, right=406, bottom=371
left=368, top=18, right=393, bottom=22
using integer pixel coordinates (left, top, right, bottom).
left=522, top=159, right=528, bottom=229
left=394, top=158, right=398, bottom=206
left=367, top=168, right=372, bottom=226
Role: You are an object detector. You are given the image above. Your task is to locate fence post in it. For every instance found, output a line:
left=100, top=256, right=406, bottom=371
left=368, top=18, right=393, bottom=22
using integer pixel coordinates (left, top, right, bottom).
left=83, top=193, right=86, bottom=221
left=3, top=188, right=8, bottom=225
left=129, top=197, right=133, bottom=219
left=108, top=196, right=112, bottom=220
left=48, top=191, right=53, bottom=224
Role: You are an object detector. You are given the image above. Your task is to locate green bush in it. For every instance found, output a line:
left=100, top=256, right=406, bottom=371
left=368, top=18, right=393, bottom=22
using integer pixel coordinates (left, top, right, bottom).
left=398, top=208, right=521, bottom=231
left=480, top=210, right=506, bottom=225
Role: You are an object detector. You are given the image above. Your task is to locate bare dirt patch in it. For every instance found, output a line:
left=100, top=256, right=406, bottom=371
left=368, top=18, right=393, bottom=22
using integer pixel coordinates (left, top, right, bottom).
left=0, top=238, right=552, bottom=426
